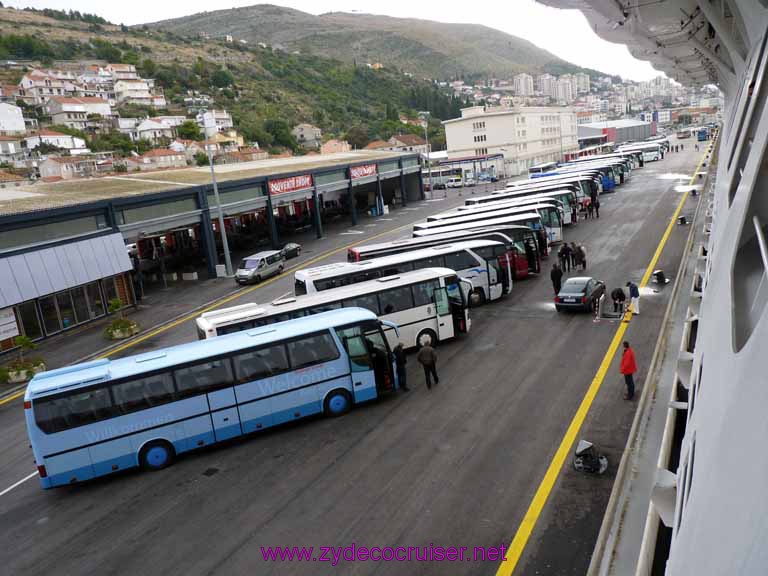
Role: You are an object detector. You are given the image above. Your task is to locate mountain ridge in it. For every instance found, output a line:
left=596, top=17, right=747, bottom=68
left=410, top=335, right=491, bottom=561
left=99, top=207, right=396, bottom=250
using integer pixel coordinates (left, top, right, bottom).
left=144, top=4, right=606, bottom=80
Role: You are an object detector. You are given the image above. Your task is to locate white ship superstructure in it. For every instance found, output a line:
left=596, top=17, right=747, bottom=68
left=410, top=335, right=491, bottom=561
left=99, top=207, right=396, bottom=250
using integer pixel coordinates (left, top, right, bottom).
left=538, top=1, right=768, bottom=574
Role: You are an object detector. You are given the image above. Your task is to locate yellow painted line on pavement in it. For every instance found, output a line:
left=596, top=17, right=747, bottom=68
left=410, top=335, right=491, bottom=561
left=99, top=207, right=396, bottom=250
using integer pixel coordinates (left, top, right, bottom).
left=495, top=149, right=708, bottom=576
left=0, top=389, right=24, bottom=406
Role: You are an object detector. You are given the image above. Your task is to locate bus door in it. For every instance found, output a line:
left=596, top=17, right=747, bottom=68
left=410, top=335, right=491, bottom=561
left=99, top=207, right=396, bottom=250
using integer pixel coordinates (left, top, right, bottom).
left=432, top=286, right=457, bottom=340
left=341, top=327, right=395, bottom=399
left=207, top=385, right=243, bottom=442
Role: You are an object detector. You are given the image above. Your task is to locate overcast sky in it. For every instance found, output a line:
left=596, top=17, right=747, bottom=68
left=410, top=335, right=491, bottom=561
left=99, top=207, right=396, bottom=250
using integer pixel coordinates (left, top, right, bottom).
left=7, top=0, right=663, bottom=81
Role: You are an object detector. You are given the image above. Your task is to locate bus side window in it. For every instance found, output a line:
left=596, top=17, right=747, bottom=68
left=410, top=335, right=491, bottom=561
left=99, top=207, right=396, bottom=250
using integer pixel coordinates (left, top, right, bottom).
left=343, top=294, right=381, bottom=315
left=174, top=359, right=234, bottom=398
left=112, top=373, right=175, bottom=414
left=378, top=285, right=414, bottom=314
left=433, top=288, right=450, bottom=316
left=444, top=251, right=478, bottom=271
left=287, top=332, right=340, bottom=369
left=412, top=280, right=439, bottom=307
left=232, top=344, right=290, bottom=383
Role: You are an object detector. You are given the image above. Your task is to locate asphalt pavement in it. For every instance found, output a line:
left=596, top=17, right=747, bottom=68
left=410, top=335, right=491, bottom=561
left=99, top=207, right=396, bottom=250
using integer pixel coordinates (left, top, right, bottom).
left=0, top=145, right=703, bottom=576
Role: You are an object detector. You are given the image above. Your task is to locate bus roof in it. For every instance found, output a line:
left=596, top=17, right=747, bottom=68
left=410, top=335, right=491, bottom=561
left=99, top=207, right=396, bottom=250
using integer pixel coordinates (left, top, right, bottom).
left=511, top=172, right=601, bottom=185
left=423, top=202, right=558, bottom=226
left=456, top=192, right=569, bottom=212
left=202, top=268, right=457, bottom=326
left=350, top=225, right=532, bottom=255
left=296, top=239, right=504, bottom=280
left=413, top=213, right=541, bottom=237
left=26, top=308, right=377, bottom=399
left=470, top=186, right=576, bottom=204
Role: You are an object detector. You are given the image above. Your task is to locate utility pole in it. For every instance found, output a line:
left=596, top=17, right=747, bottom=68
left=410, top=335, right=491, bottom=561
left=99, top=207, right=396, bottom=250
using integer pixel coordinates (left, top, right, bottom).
left=203, top=111, right=233, bottom=277
left=419, top=111, right=438, bottom=198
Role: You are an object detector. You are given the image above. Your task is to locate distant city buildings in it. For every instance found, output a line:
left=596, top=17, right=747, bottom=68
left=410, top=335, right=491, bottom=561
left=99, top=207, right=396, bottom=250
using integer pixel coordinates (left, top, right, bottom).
left=513, top=73, right=534, bottom=97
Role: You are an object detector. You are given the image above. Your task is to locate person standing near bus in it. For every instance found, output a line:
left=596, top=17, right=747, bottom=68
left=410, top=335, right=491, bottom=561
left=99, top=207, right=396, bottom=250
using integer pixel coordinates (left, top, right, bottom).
left=578, top=244, right=587, bottom=271
left=620, top=341, right=638, bottom=400
left=627, top=281, right=640, bottom=315
left=550, top=263, right=563, bottom=295
left=394, top=343, right=409, bottom=392
left=570, top=242, right=579, bottom=270
left=559, top=243, right=571, bottom=272
left=590, top=190, right=600, bottom=219
left=417, top=343, right=439, bottom=390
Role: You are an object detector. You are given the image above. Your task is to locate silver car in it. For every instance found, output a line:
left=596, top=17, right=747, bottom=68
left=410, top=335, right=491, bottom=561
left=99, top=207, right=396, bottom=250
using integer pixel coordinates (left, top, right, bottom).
left=235, top=250, right=285, bottom=285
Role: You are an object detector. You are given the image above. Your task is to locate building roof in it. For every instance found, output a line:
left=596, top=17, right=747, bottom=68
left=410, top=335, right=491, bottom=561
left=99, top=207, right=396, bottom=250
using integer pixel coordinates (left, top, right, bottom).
left=0, top=170, right=23, bottom=182
left=391, top=134, right=426, bottom=146
left=364, top=140, right=390, bottom=150
left=0, top=150, right=412, bottom=217
left=44, top=156, right=96, bottom=164
left=49, top=96, right=110, bottom=105
left=579, top=119, right=652, bottom=129
left=0, top=135, right=22, bottom=142
left=142, top=148, right=185, bottom=159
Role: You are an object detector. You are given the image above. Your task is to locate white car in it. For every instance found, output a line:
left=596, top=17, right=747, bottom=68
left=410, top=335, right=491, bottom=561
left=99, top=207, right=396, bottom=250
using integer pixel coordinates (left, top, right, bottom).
left=642, top=151, right=661, bottom=162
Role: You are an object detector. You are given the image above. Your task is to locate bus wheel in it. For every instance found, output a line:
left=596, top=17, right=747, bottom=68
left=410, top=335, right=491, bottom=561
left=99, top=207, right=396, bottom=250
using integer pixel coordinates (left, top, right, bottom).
left=140, top=440, right=175, bottom=471
left=416, top=329, right=437, bottom=348
left=325, top=389, right=352, bottom=416
left=469, top=289, right=486, bottom=307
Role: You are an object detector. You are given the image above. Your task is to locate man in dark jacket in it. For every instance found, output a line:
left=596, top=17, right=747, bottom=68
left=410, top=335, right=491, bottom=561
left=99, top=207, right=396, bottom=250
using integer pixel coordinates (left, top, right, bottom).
left=394, top=343, right=409, bottom=392
left=611, top=287, right=626, bottom=313
left=590, top=190, right=600, bottom=218
left=626, top=281, right=641, bottom=315
left=416, top=343, right=439, bottom=389
left=559, top=243, right=572, bottom=272
left=550, top=263, right=563, bottom=295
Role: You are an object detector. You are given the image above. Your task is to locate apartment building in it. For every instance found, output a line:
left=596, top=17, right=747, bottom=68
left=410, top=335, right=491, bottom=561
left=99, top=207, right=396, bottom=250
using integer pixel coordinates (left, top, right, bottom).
left=537, top=74, right=557, bottom=98
left=18, top=69, right=78, bottom=104
left=443, top=105, right=579, bottom=176
left=513, top=73, right=534, bottom=97
left=45, top=97, right=113, bottom=131
left=0, top=103, right=26, bottom=135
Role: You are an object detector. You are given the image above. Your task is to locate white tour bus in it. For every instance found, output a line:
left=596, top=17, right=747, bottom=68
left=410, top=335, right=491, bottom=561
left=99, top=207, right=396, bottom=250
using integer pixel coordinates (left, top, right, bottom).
left=294, top=240, right=511, bottom=305
left=197, top=268, right=471, bottom=349
left=456, top=190, right=577, bottom=224
left=414, top=202, right=563, bottom=244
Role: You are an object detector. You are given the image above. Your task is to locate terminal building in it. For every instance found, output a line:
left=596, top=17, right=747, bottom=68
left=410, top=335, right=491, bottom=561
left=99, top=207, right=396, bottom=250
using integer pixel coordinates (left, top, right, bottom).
left=0, top=151, right=422, bottom=350
left=442, top=105, right=579, bottom=177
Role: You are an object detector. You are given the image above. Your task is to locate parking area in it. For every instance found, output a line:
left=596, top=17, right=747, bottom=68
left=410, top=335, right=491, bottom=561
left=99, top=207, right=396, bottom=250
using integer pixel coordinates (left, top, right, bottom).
left=0, top=143, right=703, bottom=576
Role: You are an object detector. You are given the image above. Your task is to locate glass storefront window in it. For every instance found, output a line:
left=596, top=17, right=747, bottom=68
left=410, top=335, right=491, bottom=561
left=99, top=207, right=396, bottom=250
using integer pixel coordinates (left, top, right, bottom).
left=56, top=292, right=76, bottom=329
left=16, top=301, right=42, bottom=340
left=103, top=277, right=118, bottom=305
left=71, top=287, right=91, bottom=324
left=85, top=282, right=105, bottom=317
left=39, top=296, right=61, bottom=335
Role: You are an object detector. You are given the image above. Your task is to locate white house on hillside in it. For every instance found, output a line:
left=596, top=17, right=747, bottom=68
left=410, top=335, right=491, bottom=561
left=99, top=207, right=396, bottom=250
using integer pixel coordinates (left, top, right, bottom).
left=46, top=96, right=113, bottom=131
left=26, top=129, right=89, bottom=155
left=291, top=123, right=322, bottom=150
left=0, top=103, right=26, bottom=135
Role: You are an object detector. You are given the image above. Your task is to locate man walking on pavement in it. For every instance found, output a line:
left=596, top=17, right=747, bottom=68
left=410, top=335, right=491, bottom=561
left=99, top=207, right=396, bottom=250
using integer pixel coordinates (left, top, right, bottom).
left=394, top=342, right=409, bottom=392
left=590, top=190, right=600, bottom=218
left=559, top=243, right=571, bottom=272
left=620, top=341, right=638, bottom=400
left=626, top=281, right=640, bottom=315
left=570, top=242, right=579, bottom=270
left=417, top=342, right=439, bottom=389
left=550, top=262, right=563, bottom=295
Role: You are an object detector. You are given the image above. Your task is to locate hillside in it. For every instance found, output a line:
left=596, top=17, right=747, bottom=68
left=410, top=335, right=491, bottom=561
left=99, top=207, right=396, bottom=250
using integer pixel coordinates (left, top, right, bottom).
left=145, top=4, right=605, bottom=80
left=0, top=7, right=466, bottom=151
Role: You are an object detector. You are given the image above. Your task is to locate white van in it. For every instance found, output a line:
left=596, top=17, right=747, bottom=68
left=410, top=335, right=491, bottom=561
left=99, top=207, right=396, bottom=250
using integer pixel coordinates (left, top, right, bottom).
left=235, top=250, right=285, bottom=285
left=446, top=177, right=464, bottom=188
left=642, top=150, right=661, bottom=162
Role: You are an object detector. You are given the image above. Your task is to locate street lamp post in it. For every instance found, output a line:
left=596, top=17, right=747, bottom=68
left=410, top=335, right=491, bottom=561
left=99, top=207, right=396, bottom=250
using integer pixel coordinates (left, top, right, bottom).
left=203, top=112, right=233, bottom=277
left=419, top=111, right=438, bottom=199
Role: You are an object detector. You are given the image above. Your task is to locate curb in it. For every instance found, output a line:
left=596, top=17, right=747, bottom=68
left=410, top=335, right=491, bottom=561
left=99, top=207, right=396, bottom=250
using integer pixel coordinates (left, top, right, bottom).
left=0, top=382, right=27, bottom=402
left=586, top=149, right=712, bottom=576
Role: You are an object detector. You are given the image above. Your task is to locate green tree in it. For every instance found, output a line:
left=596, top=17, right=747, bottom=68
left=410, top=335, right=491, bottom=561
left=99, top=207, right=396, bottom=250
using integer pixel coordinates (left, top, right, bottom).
left=264, top=118, right=297, bottom=150
left=122, top=51, right=139, bottom=65
left=385, top=102, right=399, bottom=122
left=49, top=124, right=87, bottom=139
left=211, top=67, right=234, bottom=88
left=345, top=125, right=369, bottom=149
left=138, top=58, right=156, bottom=77
left=177, top=120, right=201, bottom=140
left=194, top=152, right=209, bottom=166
